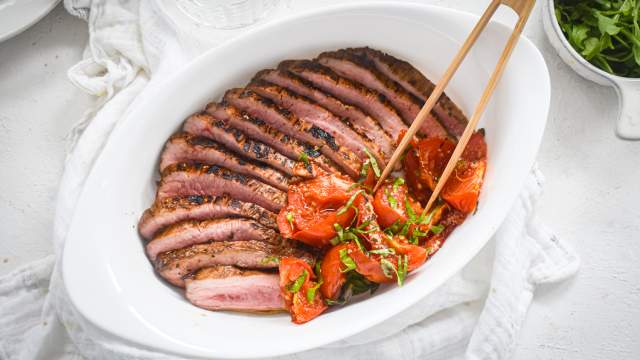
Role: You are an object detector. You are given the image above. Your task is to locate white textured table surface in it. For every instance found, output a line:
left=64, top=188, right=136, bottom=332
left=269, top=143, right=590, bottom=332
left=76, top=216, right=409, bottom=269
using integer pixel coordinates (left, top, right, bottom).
left=1, top=2, right=639, bottom=359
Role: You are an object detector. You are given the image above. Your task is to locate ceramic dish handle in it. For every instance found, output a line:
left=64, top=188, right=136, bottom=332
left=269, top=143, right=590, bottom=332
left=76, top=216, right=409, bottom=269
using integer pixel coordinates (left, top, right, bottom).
left=615, top=80, right=640, bottom=140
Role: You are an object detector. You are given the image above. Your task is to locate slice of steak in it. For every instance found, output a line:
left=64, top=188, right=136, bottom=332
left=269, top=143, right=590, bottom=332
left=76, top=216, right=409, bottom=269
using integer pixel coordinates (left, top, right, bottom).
left=247, top=80, right=386, bottom=165
left=138, top=195, right=276, bottom=240
left=157, top=163, right=286, bottom=212
left=156, top=240, right=312, bottom=287
left=185, top=266, right=284, bottom=312
left=254, top=68, right=395, bottom=158
left=349, top=47, right=468, bottom=138
left=316, top=49, right=449, bottom=138
left=204, top=103, right=339, bottom=175
left=146, top=218, right=279, bottom=261
left=279, top=59, right=408, bottom=141
left=224, top=88, right=361, bottom=178
left=160, top=132, right=289, bottom=191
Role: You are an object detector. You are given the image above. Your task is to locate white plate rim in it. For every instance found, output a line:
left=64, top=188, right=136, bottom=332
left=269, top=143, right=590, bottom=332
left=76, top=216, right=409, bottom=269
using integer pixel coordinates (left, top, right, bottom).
left=0, top=0, right=60, bottom=42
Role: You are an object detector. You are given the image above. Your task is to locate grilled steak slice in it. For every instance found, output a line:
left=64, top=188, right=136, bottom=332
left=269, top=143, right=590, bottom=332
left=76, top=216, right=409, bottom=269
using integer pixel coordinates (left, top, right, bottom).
left=224, top=88, right=361, bottom=178
left=156, top=240, right=312, bottom=287
left=138, top=195, right=276, bottom=240
left=204, top=103, right=338, bottom=175
left=157, top=163, right=286, bottom=212
left=279, top=59, right=408, bottom=140
left=317, top=49, right=449, bottom=138
left=185, top=266, right=284, bottom=312
left=349, top=47, right=468, bottom=138
left=254, top=69, right=395, bottom=158
left=247, top=80, right=386, bottom=165
left=146, top=218, right=278, bottom=261
left=160, top=132, right=289, bottom=191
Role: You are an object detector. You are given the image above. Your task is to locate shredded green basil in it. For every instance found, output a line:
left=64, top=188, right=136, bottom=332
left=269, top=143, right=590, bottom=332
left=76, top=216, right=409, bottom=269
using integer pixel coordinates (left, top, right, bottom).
left=339, top=248, right=357, bottom=273
left=298, top=151, right=310, bottom=165
left=363, top=148, right=381, bottom=177
left=337, top=190, right=363, bottom=216
left=287, top=269, right=307, bottom=293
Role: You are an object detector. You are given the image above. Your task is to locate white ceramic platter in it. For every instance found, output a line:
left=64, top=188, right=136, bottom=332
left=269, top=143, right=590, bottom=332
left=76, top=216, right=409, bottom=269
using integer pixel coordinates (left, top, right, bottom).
left=0, top=0, right=60, bottom=42
left=63, top=3, right=550, bottom=359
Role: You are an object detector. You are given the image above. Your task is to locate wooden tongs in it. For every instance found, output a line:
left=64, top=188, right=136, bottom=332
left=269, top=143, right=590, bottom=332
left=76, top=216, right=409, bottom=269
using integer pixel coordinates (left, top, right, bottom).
left=374, top=0, right=536, bottom=213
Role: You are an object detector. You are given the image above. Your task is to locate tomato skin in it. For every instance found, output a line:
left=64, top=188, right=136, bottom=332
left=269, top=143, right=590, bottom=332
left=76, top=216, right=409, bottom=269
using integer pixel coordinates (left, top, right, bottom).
left=402, top=131, right=487, bottom=214
left=385, top=236, right=427, bottom=271
left=277, top=174, right=362, bottom=247
left=441, top=159, right=486, bottom=214
left=372, top=181, right=423, bottom=229
left=319, top=244, right=348, bottom=301
left=424, top=208, right=467, bottom=255
left=346, top=242, right=395, bottom=284
left=278, top=257, right=327, bottom=324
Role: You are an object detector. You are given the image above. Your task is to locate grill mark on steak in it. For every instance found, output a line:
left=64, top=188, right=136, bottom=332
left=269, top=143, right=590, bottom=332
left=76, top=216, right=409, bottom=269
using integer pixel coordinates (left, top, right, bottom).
left=204, top=103, right=339, bottom=176
left=160, top=132, right=289, bottom=191
left=155, top=240, right=313, bottom=287
left=138, top=195, right=277, bottom=240
left=146, top=218, right=279, bottom=261
left=185, top=266, right=285, bottom=312
left=224, top=88, right=361, bottom=178
left=349, top=47, right=468, bottom=138
left=247, top=79, right=386, bottom=166
left=279, top=59, right=408, bottom=141
left=317, top=49, right=449, bottom=138
left=254, top=68, right=395, bottom=159
left=157, top=163, right=286, bottom=212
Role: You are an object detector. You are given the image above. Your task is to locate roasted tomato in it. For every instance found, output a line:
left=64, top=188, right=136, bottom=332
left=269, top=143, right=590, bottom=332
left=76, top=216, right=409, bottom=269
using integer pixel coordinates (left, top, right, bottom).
left=346, top=242, right=395, bottom=284
left=441, top=132, right=488, bottom=214
left=277, top=174, right=363, bottom=247
left=372, top=179, right=423, bottom=228
left=319, top=244, right=348, bottom=301
left=403, top=131, right=487, bottom=214
left=279, top=257, right=327, bottom=324
left=385, top=235, right=427, bottom=271
left=423, top=208, right=467, bottom=255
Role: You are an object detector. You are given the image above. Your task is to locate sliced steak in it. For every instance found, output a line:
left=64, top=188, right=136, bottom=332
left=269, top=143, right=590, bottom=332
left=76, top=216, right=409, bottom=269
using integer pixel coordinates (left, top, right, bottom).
left=349, top=47, right=468, bottom=138
left=317, top=49, right=449, bottom=138
left=138, top=195, right=276, bottom=240
left=204, top=103, right=339, bottom=175
left=247, top=80, right=386, bottom=165
left=155, top=240, right=312, bottom=287
left=157, top=163, right=286, bottom=212
left=146, top=218, right=278, bottom=261
left=160, top=132, right=289, bottom=191
left=255, top=68, right=395, bottom=158
left=279, top=59, right=408, bottom=141
left=224, top=88, right=361, bottom=178
left=185, top=266, right=284, bottom=312
left=183, top=112, right=313, bottom=178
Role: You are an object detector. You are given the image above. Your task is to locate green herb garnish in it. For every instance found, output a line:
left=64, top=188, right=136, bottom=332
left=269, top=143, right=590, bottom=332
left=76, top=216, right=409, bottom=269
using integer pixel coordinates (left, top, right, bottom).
left=555, top=0, right=640, bottom=77
left=260, top=256, right=280, bottom=265
left=288, top=270, right=307, bottom=293
left=298, top=151, right=310, bottom=165
left=286, top=212, right=294, bottom=229
left=385, top=188, right=398, bottom=209
left=430, top=224, right=445, bottom=234
left=363, top=148, right=381, bottom=177
left=339, top=248, right=357, bottom=272
left=392, top=177, right=405, bottom=192
left=337, top=190, right=363, bottom=216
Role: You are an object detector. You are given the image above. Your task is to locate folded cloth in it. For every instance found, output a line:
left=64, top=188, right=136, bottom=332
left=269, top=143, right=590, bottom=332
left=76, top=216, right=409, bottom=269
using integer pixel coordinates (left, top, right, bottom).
left=0, top=1, right=579, bottom=359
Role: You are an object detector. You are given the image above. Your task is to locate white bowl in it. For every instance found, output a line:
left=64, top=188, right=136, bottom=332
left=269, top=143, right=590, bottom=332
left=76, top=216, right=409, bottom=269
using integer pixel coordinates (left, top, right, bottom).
left=62, top=3, right=550, bottom=359
left=542, top=0, right=640, bottom=140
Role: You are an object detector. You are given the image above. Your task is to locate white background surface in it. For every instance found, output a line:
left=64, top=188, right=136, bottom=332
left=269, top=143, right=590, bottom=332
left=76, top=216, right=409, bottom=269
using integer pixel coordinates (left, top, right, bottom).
left=0, top=1, right=638, bottom=359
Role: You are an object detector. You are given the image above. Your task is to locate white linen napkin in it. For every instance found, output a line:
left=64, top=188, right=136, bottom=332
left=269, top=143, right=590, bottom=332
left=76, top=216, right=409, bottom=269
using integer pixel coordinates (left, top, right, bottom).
left=0, top=1, right=579, bottom=359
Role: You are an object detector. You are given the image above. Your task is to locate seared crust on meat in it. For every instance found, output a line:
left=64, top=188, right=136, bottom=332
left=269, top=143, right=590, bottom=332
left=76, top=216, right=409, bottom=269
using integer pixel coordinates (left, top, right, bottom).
left=348, top=47, right=468, bottom=138
left=155, top=239, right=313, bottom=287
left=160, top=132, right=289, bottom=191
left=138, top=195, right=277, bottom=240
left=225, top=88, right=362, bottom=178
left=157, top=163, right=286, bottom=212
left=279, top=59, right=408, bottom=141
left=254, top=68, right=395, bottom=158
left=317, top=49, right=449, bottom=138
left=247, top=79, right=386, bottom=165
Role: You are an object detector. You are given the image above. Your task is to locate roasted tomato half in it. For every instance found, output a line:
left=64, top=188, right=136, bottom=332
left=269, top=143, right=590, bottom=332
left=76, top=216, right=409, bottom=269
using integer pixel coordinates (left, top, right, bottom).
left=319, top=244, right=348, bottom=301
left=403, top=131, right=487, bottom=214
left=277, top=174, right=364, bottom=247
left=372, top=179, right=423, bottom=228
left=279, top=257, right=327, bottom=324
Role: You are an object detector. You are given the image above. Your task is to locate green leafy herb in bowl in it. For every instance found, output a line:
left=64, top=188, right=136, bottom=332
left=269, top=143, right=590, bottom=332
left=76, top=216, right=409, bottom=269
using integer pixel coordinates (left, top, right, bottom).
left=555, top=0, right=640, bottom=77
